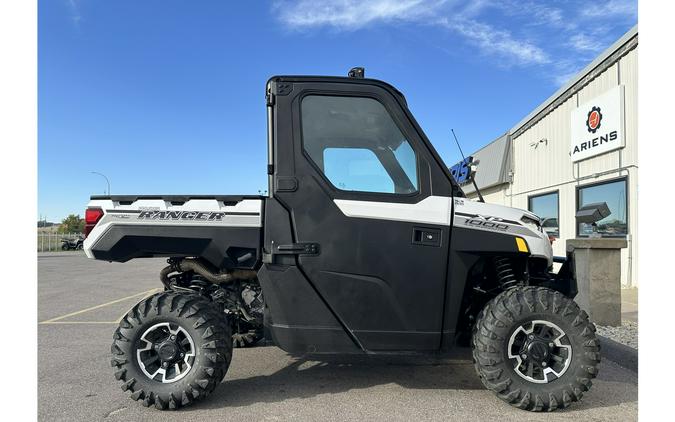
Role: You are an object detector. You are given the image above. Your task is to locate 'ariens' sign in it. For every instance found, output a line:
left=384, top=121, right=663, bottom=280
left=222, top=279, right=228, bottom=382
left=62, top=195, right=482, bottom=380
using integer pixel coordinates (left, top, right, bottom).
left=570, top=85, right=625, bottom=163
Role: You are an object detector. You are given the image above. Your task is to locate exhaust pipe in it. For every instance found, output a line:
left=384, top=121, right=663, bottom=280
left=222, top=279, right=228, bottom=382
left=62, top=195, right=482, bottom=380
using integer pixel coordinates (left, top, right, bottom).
left=160, top=258, right=256, bottom=286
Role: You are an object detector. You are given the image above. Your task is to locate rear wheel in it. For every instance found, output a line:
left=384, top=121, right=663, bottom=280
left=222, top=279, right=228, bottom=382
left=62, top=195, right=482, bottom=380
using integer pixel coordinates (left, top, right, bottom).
left=472, top=287, right=600, bottom=411
left=111, top=292, right=232, bottom=410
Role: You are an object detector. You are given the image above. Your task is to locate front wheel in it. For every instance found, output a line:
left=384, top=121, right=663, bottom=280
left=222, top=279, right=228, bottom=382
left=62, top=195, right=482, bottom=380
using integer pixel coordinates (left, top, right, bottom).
left=472, top=287, right=600, bottom=411
left=111, top=292, right=232, bottom=410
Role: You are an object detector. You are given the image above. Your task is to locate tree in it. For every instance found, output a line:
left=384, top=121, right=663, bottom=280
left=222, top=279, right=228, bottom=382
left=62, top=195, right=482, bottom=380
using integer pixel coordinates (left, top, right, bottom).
left=58, top=214, right=85, bottom=234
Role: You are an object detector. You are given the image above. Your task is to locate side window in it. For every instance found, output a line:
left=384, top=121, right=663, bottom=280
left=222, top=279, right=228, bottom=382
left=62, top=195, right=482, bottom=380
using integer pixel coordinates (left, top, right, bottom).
left=528, top=191, right=559, bottom=238
left=324, top=148, right=394, bottom=193
left=301, top=95, right=419, bottom=194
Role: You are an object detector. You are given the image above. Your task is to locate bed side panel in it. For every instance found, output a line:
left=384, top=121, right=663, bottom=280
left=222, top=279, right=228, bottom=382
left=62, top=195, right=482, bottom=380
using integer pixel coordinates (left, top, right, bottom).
left=84, top=198, right=263, bottom=269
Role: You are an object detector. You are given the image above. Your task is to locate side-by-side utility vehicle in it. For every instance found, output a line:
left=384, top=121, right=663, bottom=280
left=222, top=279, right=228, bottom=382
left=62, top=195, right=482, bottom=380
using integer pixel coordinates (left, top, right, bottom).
left=84, top=69, right=599, bottom=412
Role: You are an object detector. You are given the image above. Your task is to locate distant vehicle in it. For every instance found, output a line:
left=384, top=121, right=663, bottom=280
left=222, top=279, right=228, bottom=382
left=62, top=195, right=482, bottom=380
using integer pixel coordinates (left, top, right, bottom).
left=61, top=236, right=84, bottom=250
left=83, top=69, right=598, bottom=412
left=541, top=217, right=559, bottom=238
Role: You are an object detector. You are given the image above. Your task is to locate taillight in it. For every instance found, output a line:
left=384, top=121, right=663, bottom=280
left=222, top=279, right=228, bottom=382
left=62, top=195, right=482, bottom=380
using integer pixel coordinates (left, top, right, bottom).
left=84, top=207, right=104, bottom=237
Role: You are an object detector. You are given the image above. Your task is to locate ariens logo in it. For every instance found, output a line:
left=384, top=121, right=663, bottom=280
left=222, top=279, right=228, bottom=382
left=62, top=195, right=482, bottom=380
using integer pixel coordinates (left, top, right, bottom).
left=574, top=104, right=617, bottom=155
left=586, top=106, right=602, bottom=133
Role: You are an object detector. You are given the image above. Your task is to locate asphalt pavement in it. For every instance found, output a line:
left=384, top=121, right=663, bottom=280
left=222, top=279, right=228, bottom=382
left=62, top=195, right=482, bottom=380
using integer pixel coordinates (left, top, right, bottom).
left=38, top=253, right=638, bottom=421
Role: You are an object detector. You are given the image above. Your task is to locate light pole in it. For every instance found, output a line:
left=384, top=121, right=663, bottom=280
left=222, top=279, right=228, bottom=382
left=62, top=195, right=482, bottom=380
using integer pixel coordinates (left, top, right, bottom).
left=91, top=171, right=111, bottom=195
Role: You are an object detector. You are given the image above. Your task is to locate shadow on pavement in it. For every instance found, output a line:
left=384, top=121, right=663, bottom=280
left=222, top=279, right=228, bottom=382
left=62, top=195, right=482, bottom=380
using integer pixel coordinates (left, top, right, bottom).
left=188, top=350, right=481, bottom=411
left=184, top=347, right=636, bottom=413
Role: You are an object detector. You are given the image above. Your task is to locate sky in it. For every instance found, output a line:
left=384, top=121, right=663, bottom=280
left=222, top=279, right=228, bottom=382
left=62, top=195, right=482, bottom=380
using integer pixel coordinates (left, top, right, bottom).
left=38, top=0, right=637, bottom=222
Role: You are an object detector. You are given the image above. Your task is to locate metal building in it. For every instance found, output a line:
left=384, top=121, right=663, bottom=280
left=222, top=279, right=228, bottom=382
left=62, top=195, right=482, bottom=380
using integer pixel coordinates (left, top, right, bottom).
left=461, top=25, right=638, bottom=287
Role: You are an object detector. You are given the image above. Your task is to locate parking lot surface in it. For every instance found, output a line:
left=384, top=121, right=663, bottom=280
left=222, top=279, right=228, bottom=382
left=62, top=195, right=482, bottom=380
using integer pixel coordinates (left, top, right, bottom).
left=39, top=253, right=638, bottom=421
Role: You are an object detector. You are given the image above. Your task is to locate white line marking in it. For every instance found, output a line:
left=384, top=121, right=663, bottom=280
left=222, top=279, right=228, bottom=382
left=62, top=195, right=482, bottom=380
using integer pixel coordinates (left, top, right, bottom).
left=40, top=288, right=161, bottom=323
left=39, top=321, right=120, bottom=325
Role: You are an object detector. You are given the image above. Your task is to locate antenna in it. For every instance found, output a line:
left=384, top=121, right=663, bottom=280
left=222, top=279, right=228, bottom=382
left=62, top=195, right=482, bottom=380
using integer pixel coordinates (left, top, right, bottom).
left=451, top=129, right=484, bottom=203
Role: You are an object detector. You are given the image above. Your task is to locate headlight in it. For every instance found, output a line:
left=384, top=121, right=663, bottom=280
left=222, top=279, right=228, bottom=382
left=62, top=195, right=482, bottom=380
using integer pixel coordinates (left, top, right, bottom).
left=521, top=215, right=542, bottom=233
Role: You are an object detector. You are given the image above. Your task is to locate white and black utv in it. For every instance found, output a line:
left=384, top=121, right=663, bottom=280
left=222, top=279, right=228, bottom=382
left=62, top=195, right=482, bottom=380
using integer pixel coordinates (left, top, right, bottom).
left=84, top=69, right=599, bottom=412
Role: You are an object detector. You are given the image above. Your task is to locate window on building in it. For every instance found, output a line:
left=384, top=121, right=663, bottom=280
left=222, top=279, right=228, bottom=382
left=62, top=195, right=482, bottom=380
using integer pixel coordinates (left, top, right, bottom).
left=301, top=95, right=418, bottom=194
left=577, top=178, right=628, bottom=237
left=528, top=191, right=559, bottom=238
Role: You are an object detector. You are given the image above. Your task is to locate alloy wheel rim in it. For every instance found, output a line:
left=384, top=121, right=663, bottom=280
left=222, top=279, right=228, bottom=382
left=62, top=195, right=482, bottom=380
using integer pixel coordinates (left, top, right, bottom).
left=136, top=322, right=195, bottom=383
left=507, top=319, right=572, bottom=384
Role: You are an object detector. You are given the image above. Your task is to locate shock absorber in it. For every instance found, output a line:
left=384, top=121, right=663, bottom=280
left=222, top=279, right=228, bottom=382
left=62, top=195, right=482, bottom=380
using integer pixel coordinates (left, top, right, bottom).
left=493, top=257, right=520, bottom=290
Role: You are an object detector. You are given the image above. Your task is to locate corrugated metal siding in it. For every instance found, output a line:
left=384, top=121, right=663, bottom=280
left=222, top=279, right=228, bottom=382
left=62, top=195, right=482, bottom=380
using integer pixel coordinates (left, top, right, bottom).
left=511, top=95, right=577, bottom=193
left=619, top=48, right=638, bottom=286
left=577, top=62, right=620, bottom=103
left=475, top=185, right=508, bottom=204
left=462, top=133, right=510, bottom=194
left=620, top=49, right=638, bottom=167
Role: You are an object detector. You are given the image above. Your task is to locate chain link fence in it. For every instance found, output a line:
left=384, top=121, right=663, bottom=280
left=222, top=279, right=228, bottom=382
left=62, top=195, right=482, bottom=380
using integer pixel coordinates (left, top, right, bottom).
left=37, top=232, right=84, bottom=252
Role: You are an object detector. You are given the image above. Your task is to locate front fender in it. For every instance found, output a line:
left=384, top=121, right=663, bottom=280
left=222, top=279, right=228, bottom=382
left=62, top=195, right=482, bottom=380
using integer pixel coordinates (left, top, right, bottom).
left=536, top=252, right=578, bottom=299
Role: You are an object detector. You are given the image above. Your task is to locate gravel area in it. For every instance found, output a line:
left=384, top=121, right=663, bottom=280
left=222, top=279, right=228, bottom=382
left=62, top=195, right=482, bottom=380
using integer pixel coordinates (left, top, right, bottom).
left=597, top=320, right=638, bottom=349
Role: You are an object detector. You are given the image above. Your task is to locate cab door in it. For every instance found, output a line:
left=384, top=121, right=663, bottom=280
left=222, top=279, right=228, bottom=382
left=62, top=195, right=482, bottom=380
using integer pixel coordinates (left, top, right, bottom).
left=270, top=78, right=454, bottom=351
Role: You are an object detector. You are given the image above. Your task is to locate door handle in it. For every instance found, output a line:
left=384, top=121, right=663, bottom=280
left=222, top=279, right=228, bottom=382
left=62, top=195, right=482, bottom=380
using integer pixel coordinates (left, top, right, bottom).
left=272, top=242, right=320, bottom=256
left=412, top=227, right=441, bottom=247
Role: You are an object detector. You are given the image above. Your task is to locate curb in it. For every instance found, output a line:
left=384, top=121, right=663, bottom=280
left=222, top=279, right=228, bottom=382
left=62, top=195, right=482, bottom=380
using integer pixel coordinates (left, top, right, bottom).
left=598, top=335, right=638, bottom=373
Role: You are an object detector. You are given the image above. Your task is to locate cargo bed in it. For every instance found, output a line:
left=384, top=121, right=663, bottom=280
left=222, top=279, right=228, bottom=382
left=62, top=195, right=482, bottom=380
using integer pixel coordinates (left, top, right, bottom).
left=83, top=195, right=264, bottom=269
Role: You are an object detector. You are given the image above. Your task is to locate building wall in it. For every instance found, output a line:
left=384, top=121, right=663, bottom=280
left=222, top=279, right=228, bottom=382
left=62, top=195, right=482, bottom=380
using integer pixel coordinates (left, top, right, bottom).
left=472, top=184, right=509, bottom=204
left=467, top=45, right=638, bottom=286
